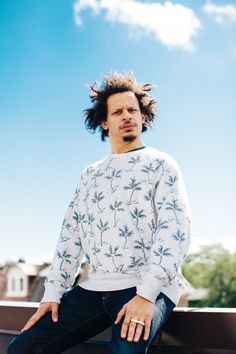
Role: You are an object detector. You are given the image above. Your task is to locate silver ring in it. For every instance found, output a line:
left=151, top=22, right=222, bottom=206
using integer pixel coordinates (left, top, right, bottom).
left=130, top=318, right=145, bottom=326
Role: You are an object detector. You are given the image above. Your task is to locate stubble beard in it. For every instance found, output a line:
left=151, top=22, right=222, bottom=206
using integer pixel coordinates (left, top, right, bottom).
left=122, top=134, right=137, bottom=142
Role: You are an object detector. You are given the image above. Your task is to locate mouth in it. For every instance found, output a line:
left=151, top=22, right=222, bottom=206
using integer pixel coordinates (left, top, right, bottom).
left=121, top=124, right=135, bottom=130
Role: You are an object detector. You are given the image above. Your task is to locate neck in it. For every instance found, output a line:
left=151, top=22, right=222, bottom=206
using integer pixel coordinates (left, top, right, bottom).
left=110, top=138, right=145, bottom=154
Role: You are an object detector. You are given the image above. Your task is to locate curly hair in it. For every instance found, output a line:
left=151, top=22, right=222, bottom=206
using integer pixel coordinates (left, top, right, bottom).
left=83, top=72, right=158, bottom=141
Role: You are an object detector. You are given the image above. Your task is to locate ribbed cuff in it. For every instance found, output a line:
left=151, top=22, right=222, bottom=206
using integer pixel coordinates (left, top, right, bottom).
left=136, top=273, right=166, bottom=303
left=40, top=286, right=65, bottom=304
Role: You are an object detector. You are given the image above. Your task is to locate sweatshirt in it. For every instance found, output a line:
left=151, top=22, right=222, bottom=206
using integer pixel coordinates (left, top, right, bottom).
left=41, top=146, right=191, bottom=305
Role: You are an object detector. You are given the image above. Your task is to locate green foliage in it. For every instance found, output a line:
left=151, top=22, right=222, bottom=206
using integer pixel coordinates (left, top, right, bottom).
left=182, top=244, right=236, bottom=307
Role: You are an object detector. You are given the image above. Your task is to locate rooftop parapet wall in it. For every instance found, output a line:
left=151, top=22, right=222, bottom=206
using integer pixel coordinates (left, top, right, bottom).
left=0, top=301, right=236, bottom=354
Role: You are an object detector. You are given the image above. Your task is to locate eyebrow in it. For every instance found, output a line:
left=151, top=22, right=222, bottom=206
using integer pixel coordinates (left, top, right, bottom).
left=111, top=105, right=137, bottom=112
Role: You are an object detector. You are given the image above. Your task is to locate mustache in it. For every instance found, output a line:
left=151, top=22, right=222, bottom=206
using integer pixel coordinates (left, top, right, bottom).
left=120, top=122, right=136, bottom=129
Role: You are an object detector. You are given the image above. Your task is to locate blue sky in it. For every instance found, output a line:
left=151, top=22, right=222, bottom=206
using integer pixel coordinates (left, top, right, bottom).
left=0, top=0, right=235, bottom=264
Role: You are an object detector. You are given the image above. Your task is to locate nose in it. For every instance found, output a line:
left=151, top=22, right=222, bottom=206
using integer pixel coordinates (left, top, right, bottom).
left=122, top=109, right=131, bottom=120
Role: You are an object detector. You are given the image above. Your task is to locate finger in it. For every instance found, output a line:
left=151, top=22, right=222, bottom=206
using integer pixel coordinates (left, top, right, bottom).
left=114, top=305, right=126, bottom=324
left=127, top=320, right=136, bottom=342
left=21, top=313, right=41, bottom=332
left=143, top=321, right=151, bottom=341
left=120, top=316, right=131, bottom=339
left=51, top=304, right=59, bottom=322
left=21, top=304, right=50, bottom=332
left=133, top=323, right=144, bottom=342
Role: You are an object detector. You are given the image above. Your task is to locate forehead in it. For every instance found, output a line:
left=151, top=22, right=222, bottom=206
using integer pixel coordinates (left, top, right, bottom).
left=107, top=91, right=139, bottom=111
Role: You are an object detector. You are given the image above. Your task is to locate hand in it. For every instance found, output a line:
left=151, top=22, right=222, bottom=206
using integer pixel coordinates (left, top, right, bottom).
left=21, top=302, right=59, bottom=332
left=114, top=295, right=154, bottom=342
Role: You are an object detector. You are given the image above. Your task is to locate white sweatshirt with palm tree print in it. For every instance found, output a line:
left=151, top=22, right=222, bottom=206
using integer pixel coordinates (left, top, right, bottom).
left=41, top=146, right=191, bottom=305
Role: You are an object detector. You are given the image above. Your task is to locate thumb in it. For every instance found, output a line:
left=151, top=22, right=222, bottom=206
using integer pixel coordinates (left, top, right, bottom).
left=51, top=304, right=58, bottom=322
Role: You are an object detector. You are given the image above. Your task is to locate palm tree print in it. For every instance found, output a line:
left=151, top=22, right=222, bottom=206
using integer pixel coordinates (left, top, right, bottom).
left=154, top=159, right=165, bottom=172
left=126, top=156, right=141, bottom=171
left=110, top=200, right=125, bottom=226
left=141, top=163, right=155, bottom=183
left=91, top=242, right=101, bottom=265
left=124, top=177, right=142, bottom=204
left=153, top=245, right=173, bottom=265
left=130, top=208, right=147, bottom=230
left=144, top=189, right=154, bottom=210
left=148, top=219, right=157, bottom=244
left=44, top=151, right=190, bottom=300
left=129, top=255, right=144, bottom=268
left=60, top=270, right=70, bottom=283
left=118, top=225, right=134, bottom=248
left=74, top=239, right=83, bottom=258
left=82, top=171, right=90, bottom=186
left=69, top=186, right=80, bottom=208
left=91, top=264, right=99, bottom=273
left=60, top=219, right=71, bottom=243
left=157, top=197, right=166, bottom=211
left=92, top=191, right=104, bottom=213
left=166, top=198, right=182, bottom=224
left=45, top=278, right=55, bottom=286
left=172, top=230, right=185, bottom=251
left=173, top=262, right=179, bottom=273
left=134, top=238, right=150, bottom=262
left=165, top=175, right=178, bottom=187
left=97, top=218, right=110, bottom=246
left=86, top=166, right=95, bottom=177
left=153, top=265, right=173, bottom=282
left=91, top=170, right=103, bottom=187
left=84, top=188, right=91, bottom=209
left=105, top=168, right=122, bottom=193
left=87, top=213, right=95, bottom=236
left=69, top=200, right=75, bottom=208
left=73, top=211, right=87, bottom=237
left=60, top=234, right=71, bottom=243
left=153, top=219, right=169, bottom=243
left=57, top=250, right=72, bottom=270
left=144, top=189, right=152, bottom=202
left=105, top=159, right=113, bottom=171
left=84, top=253, right=91, bottom=264
left=104, top=244, right=122, bottom=272
left=62, top=218, right=71, bottom=230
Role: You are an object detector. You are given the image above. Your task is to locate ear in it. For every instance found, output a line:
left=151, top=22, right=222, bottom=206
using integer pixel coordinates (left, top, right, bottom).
left=101, top=120, right=108, bottom=130
left=141, top=113, right=146, bottom=124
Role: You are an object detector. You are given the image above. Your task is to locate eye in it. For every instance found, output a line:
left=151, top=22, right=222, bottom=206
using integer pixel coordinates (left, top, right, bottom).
left=128, top=108, right=137, bottom=113
left=112, top=110, right=121, bottom=116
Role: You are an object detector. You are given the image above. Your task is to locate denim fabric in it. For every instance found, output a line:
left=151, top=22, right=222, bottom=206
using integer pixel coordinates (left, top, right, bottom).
left=7, top=286, right=175, bottom=354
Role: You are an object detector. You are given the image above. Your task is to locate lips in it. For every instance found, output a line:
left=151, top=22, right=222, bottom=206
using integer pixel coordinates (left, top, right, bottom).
left=121, top=124, right=135, bottom=129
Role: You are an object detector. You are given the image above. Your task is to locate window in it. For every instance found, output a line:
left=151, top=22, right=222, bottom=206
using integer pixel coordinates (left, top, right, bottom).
left=6, top=270, right=27, bottom=297
left=20, top=278, right=24, bottom=291
left=11, top=278, right=15, bottom=292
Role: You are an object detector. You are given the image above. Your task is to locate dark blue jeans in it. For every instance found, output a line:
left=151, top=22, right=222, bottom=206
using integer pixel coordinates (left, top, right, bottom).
left=7, top=286, right=175, bottom=354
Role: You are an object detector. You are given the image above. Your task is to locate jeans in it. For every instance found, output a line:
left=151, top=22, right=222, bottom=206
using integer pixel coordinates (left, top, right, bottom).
left=7, top=285, right=175, bottom=354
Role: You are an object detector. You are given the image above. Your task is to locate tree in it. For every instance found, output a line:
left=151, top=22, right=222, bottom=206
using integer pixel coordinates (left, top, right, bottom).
left=182, top=244, right=236, bottom=307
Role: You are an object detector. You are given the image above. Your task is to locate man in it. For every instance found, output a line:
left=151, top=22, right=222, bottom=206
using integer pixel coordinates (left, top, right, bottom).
left=8, top=72, right=191, bottom=354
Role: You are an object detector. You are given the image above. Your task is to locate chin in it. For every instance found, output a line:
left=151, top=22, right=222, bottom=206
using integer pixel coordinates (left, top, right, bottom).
left=122, top=134, right=137, bottom=142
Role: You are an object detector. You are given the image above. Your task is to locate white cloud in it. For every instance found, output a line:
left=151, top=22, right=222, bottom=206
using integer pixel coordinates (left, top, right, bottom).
left=203, top=2, right=236, bottom=24
left=73, top=0, right=202, bottom=51
left=74, top=0, right=100, bottom=25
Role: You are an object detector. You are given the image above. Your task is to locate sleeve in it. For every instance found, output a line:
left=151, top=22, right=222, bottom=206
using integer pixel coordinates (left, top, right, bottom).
left=136, top=157, right=191, bottom=303
left=40, top=177, right=84, bottom=304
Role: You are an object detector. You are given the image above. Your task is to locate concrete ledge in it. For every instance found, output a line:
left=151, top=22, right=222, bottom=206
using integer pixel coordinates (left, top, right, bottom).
left=1, top=302, right=236, bottom=354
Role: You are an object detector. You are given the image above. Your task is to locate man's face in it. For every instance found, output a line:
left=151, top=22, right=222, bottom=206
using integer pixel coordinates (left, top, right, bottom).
left=102, top=91, right=145, bottom=143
